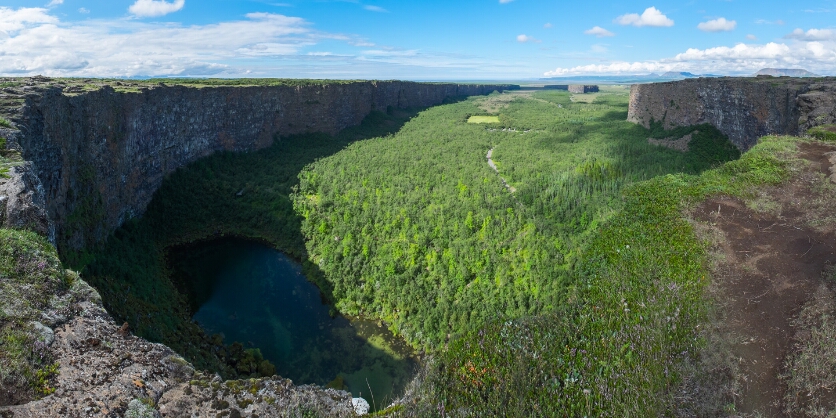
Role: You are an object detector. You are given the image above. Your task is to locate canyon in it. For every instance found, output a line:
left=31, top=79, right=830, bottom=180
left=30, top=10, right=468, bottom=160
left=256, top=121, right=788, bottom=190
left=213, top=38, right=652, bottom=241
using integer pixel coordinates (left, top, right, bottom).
left=2, top=79, right=515, bottom=252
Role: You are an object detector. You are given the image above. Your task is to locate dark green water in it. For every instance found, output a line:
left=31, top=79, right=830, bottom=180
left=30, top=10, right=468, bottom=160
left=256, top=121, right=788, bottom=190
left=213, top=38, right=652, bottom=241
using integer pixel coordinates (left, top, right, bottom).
left=169, top=238, right=416, bottom=406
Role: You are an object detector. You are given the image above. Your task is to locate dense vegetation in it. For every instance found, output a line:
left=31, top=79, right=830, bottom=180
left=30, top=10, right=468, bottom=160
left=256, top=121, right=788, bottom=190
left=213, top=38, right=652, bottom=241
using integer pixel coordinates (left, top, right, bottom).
left=417, top=135, right=795, bottom=416
left=293, top=90, right=737, bottom=347
left=67, top=88, right=743, bottom=413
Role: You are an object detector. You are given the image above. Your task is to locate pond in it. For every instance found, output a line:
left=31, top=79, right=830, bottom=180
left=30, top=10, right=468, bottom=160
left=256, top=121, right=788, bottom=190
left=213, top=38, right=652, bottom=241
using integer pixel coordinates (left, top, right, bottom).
left=167, top=238, right=417, bottom=408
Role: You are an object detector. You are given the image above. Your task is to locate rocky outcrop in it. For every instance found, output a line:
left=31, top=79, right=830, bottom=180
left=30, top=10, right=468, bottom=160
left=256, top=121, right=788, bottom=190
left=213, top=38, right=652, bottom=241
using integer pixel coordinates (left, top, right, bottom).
left=10, top=80, right=514, bottom=250
left=569, top=85, right=599, bottom=94
left=2, top=301, right=358, bottom=417
left=0, top=162, right=53, bottom=240
left=627, top=77, right=836, bottom=150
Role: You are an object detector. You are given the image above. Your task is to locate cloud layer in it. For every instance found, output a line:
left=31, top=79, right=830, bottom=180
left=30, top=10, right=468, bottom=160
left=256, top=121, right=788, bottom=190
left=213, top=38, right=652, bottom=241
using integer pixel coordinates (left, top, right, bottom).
left=0, top=7, right=530, bottom=79
left=545, top=30, right=836, bottom=76
left=0, top=8, right=313, bottom=76
left=615, top=7, right=673, bottom=27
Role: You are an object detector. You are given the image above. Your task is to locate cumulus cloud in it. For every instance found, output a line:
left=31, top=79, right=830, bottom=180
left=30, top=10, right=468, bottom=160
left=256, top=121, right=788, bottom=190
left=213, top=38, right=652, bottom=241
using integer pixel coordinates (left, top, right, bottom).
left=128, top=0, right=185, bottom=18
left=584, top=26, right=614, bottom=37
left=516, top=34, right=540, bottom=43
left=544, top=38, right=836, bottom=76
left=785, top=28, right=836, bottom=41
left=698, top=17, right=736, bottom=32
left=615, top=7, right=673, bottom=27
left=0, top=7, right=57, bottom=34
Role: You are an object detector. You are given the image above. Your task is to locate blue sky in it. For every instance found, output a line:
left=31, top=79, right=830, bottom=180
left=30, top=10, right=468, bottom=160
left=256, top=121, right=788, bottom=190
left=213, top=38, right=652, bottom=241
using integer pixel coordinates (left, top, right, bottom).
left=0, top=0, right=834, bottom=79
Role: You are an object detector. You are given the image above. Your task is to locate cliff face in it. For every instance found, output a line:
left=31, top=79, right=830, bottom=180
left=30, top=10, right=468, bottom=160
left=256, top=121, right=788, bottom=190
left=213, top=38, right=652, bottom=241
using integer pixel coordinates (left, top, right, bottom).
left=627, top=77, right=836, bottom=150
left=11, top=81, right=513, bottom=250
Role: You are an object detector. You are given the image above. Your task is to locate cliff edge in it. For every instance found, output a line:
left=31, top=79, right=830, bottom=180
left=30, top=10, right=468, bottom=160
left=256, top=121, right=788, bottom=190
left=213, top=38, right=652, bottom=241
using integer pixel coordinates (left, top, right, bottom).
left=627, top=77, right=836, bottom=150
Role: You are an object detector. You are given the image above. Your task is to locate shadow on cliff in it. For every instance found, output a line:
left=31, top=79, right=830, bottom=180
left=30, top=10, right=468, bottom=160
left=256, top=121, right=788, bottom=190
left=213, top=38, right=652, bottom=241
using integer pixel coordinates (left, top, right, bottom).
left=69, top=108, right=422, bottom=383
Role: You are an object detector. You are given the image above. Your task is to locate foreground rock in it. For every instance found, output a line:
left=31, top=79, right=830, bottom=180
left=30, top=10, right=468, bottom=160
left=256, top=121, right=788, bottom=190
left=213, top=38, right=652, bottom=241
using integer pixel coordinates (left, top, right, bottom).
left=0, top=285, right=358, bottom=417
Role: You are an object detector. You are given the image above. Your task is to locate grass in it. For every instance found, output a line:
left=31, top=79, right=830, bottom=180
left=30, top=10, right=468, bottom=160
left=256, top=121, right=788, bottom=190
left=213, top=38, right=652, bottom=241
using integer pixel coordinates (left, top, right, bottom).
left=0, top=229, right=74, bottom=403
left=0, top=118, right=11, bottom=128
left=808, top=124, right=836, bottom=142
left=781, top=281, right=836, bottom=417
left=466, top=115, right=500, bottom=124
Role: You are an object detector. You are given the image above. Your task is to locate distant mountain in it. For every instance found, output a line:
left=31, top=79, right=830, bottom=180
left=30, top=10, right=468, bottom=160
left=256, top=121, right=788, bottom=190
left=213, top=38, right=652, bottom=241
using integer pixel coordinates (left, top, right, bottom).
left=660, top=71, right=697, bottom=79
left=755, top=68, right=819, bottom=77
left=540, top=72, right=720, bottom=84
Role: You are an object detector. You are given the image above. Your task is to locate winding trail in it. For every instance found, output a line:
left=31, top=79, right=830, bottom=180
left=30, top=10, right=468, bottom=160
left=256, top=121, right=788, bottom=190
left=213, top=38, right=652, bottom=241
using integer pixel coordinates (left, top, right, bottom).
left=487, top=148, right=516, bottom=193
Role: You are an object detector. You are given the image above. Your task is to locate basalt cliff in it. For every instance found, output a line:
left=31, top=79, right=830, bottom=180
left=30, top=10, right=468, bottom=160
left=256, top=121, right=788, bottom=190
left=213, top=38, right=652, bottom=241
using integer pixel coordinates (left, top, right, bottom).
left=628, top=76, right=836, bottom=150
left=4, top=79, right=513, bottom=252
left=0, top=77, right=513, bottom=416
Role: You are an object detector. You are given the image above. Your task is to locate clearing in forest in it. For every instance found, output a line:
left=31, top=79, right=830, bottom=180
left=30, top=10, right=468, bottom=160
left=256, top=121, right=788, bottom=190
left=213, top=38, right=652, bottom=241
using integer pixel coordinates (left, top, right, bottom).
left=467, top=115, right=500, bottom=123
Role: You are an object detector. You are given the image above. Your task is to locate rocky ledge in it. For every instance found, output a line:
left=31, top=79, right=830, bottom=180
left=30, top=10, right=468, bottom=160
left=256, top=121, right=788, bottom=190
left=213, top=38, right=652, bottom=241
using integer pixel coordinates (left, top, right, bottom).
left=627, top=76, right=836, bottom=150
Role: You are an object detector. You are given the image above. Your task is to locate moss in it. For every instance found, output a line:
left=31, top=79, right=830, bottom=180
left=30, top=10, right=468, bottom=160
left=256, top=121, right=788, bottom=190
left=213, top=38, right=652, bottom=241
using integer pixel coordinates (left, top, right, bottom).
left=0, top=118, right=11, bottom=128
left=0, top=229, right=70, bottom=402
left=808, top=124, right=836, bottom=142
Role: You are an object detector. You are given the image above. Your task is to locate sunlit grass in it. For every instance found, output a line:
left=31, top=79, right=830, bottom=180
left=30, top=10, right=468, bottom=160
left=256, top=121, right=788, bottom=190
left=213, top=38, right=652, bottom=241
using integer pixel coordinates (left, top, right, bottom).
left=467, top=115, right=500, bottom=124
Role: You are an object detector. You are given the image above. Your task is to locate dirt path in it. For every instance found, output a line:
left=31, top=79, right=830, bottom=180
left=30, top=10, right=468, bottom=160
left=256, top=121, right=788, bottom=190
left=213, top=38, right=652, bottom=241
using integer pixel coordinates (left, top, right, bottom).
left=486, top=148, right=515, bottom=193
left=692, top=142, right=836, bottom=416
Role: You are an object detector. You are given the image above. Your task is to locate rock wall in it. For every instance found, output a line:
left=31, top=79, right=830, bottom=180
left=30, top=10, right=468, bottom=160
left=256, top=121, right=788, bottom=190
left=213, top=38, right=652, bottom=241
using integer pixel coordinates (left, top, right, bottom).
left=11, top=80, right=514, bottom=250
left=627, top=77, right=836, bottom=150
left=569, top=85, right=599, bottom=94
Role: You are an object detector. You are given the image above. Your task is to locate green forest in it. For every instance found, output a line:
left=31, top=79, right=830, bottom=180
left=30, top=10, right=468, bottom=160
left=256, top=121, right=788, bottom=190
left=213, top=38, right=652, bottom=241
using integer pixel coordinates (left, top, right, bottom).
left=67, top=88, right=747, bottom=414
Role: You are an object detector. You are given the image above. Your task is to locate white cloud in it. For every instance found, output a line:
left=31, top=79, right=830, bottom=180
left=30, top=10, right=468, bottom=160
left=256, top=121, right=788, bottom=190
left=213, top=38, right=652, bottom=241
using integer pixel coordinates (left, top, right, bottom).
left=615, top=7, right=673, bottom=27
left=698, top=17, right=736, bottom=32
left=785, top=28, right=836, bottom=41
left=746, top=34, right=757, bottom=40
left=128, top=0, right=185, bottom=18
left=46, top=0, right=63, bottom=6
left=544, top=23, right=552, bottom=28
left=0, top=8, right=317, bottom=76
left=544, top=39, right=836, bottom=76
left=584, top=26, right=614, bottom=37
left=0, top=6, right=532, bottom=79
left=363, top=5, right=387, bottom=12
left=0, top=7, right=57, bottom=34
left=516, top=34, right=540, bottom=43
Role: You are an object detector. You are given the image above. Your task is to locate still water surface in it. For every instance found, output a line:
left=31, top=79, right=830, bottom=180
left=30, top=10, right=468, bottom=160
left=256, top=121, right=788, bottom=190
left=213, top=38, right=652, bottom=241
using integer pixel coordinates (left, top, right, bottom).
left=169, top=239, right=416, bottom=407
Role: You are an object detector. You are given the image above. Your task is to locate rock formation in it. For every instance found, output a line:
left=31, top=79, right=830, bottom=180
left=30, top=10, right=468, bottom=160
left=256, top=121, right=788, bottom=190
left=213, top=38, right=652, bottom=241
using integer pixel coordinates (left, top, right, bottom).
left=569, top=85, right=599, bottom=94
left=1, top=79, right=514, bottom=251
left=628, top=77, right=836, bottom=150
